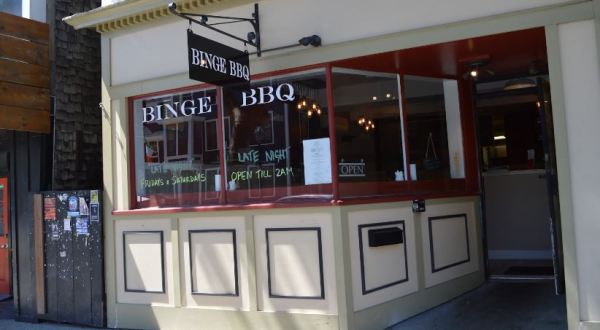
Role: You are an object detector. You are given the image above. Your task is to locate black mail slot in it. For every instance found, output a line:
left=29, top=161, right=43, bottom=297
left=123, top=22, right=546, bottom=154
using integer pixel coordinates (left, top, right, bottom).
left=368, top=227, right=404, bottom=247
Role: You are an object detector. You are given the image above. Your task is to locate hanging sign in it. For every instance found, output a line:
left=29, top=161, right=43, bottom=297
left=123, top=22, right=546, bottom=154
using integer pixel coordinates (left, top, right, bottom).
left=188, top=30, right=250, bottom=86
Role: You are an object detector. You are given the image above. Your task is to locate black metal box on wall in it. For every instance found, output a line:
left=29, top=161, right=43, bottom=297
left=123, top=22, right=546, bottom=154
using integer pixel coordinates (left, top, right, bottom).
left=41, top=190, right=104, bottom=327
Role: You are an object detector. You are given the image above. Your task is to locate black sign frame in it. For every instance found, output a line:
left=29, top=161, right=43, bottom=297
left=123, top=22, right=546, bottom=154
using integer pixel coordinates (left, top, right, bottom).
left=187, top=30, right=250, bottom=87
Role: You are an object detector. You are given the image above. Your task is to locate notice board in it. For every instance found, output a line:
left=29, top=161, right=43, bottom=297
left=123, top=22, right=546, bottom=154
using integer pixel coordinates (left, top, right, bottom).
left=41, top=190, right=104, bottom=327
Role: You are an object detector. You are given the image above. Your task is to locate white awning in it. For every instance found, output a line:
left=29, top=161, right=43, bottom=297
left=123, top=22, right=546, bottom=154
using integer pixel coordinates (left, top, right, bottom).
left=63, top=0, right=257, bottom=33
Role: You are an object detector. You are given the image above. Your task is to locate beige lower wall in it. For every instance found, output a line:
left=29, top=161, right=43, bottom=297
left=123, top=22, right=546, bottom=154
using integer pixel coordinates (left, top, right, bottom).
left=341, top=196, right=484, bottom=329
left=111, top=304, right=339, bottom=330
left=104, top=196, right=483, bottom=330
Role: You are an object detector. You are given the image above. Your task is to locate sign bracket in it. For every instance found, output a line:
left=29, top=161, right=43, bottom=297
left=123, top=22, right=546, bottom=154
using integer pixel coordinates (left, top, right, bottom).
left=168, top=2, right=262, bottom=56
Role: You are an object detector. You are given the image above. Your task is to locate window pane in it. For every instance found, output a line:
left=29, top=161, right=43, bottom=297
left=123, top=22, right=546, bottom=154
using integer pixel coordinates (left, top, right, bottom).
left=166, top=124, right=177, bottom=157
left=178, top=122, right=189, bottom=155
left=222, top=69, right=332, bottom=204
left=332, top=69, right=406, bottom=197
left=132, top=88, right=220, bottom=208
left=0, top=186, right=4, bottom=235
left=0, top=1, right=22, bottom=16
left=403, top=76, right=465, bottom=181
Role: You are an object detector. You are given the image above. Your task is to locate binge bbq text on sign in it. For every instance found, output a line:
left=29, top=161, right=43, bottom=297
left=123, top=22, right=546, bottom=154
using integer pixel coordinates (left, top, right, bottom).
left=188, top=30, right=250, bottom=86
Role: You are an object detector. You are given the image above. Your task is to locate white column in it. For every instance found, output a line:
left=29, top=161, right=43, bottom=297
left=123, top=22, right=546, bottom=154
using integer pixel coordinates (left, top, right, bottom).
left=443, top=80, right=465, bottom=179
left=558, top=19, right=600, bottom=322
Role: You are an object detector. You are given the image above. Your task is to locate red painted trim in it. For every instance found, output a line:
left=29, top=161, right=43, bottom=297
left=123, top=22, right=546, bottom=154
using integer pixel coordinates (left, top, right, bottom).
left=128, top=63, right=328, bottom=103
left=129, top=82, right=216, bottom=102
left=216, top=87, right=226, bottom=204
left=250, top=63, right=328, bottom=82
left=128, top=97, right=137, bottom=209
left=325, top=64, right=340, bottom=200
left=113, top=200, right=340, bottom=216
left=112, top=190, right=479, bottom=217
left=0, top=177, right=8, bottom=234
left=338, top=192, right=479, bottom=206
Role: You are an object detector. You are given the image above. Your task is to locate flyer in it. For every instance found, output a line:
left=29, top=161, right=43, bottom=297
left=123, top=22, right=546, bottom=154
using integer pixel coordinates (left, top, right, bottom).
left=90, top=203, right=99, bottom=222
left=50, top=223, right=60, bottom=240
left=43, top=197, right=56, bottom=221
left=76, top=217, right=89, bottom=236
left=67, top=195, right=80, bottom=217
left=79, top=197, right=89, bottom=216
left=90, top=190, right=99, bottom=204
left=63, top=218, right=71, bottom=231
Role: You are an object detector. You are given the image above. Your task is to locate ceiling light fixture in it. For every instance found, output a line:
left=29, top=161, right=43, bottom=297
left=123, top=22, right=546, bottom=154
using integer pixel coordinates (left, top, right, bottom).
left=357, top=116, right=375, bottom=132
left=504, top=78, right=536, bottom=90
left=493, top=135, right=506, bottom=141
left=459, top=55, right=494, bottom=81
left=296, top=96, right=322, bottom=118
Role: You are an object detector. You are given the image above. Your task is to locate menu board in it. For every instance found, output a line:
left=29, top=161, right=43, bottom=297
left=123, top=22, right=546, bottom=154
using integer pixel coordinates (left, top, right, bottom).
left=302, top=138, right=332, bottom=185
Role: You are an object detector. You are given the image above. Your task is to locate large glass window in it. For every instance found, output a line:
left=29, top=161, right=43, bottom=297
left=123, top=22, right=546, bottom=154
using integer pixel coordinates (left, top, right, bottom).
left=129, top=68, right=470, bottom=209
left=132, top=88, right=220, bottom=208
left=403, top=76, right=465, bottom=181
left=0, top=1, right=22, bottom=16
left=221, top=69, right=331, bottom=204
left=332, top=69, right=406, bottom=197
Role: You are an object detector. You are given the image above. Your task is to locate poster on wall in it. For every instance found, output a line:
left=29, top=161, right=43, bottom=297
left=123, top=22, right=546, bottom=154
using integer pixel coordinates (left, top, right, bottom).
left=76, top=217, right=89, bottom=236
left=44, top=197, right=56, bottom=221
left=302, top=137, right=332, bottom=185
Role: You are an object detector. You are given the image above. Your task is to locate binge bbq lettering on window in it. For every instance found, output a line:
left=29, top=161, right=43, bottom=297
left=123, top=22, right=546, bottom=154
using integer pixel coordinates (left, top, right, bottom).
left=142, top=97, right=213, bottom=123
left=240, top=83, right=295, bottom=107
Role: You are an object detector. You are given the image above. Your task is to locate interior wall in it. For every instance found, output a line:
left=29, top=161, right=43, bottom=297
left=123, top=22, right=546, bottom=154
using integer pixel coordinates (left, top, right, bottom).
left=484, top=172, right=552, bottom=259
left=558, top=19, right=600, bottom=322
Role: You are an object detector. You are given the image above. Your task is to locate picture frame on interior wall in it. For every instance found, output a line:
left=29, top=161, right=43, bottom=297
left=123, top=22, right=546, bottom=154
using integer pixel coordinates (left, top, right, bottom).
left=358, top=220, right=409, bottom=295
left=248, top=111, right=275, bottom=147
left=428, top=214, right=470, bottom=273
left=123, top=231, right=166, bottom=293
left=188, top=229, right=239, bottom=296
left=204, top=119, right=219, bottom=151
left=203, top=168, right=221, bottom=201
left=247, top=164, right=276, bottom=199
left=265, top=227, right=325, bottom=299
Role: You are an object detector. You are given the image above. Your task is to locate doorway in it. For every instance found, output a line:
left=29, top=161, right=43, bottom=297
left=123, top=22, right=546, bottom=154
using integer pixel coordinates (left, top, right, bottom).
left=475, top=76, right=563, bottom=291
left=0, top=177, right=9, bottom=296
left=0, top=129, right=10, bottom=298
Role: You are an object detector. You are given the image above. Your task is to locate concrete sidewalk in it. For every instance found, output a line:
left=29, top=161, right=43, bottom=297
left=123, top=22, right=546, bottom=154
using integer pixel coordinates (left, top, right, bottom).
left=0, top=299, right=99, bottom=330
left=0, top=281, right=566, bottom=329
left=391, top=281, right=567, bottom=330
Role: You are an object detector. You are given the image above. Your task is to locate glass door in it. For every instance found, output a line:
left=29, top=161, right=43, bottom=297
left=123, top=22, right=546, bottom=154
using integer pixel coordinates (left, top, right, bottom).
left=537, top=77, right=564, bottom=294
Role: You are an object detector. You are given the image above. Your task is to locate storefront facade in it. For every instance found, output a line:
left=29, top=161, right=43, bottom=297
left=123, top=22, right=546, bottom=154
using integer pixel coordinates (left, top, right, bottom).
left=66, top=0, right=600, bottom=329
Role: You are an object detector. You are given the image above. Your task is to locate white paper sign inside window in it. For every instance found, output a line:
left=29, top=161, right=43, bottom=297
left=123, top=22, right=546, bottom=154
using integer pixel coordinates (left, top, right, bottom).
left=302, top=138, right=332, bottom=185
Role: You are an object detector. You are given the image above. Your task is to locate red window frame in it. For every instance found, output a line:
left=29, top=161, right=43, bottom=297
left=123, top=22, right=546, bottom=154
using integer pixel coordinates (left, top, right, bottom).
left=125, top=63, right=479, bottom=213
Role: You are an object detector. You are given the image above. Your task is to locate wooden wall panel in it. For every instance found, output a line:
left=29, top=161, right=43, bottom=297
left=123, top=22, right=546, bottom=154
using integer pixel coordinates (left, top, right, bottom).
left=0, top=82, right=50, bottom=111
left=0, top=60, right=50, bottom=88
left=0, top=34, right=49, bottom=66
left=0, top=105, right=51, bottom=134
left=0, top=12, right=49, bottom=45
left=0, top=12, right=50, bottom=134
